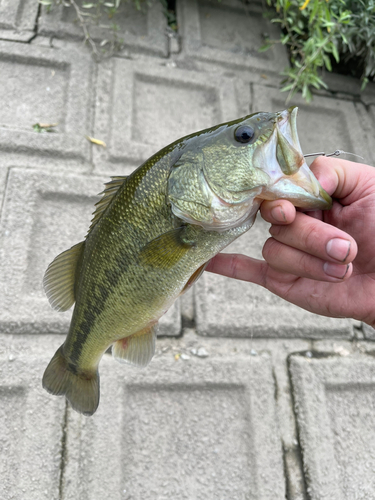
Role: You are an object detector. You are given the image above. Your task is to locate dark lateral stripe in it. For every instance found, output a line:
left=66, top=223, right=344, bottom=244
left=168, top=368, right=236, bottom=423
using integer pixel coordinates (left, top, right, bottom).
left=69, top=264, right=124, bottom=365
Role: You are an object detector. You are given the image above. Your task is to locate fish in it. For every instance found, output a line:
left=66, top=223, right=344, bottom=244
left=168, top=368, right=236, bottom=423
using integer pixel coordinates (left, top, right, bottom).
left=42, top=107, right=332, bottom=416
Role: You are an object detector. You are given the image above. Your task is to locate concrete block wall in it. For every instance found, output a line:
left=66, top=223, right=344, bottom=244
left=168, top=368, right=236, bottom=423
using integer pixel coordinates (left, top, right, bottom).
left=1, top=1, right=375, bottom=498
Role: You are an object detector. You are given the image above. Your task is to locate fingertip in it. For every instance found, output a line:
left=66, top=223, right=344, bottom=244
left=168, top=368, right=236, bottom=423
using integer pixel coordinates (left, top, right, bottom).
left=323, top=262, right=353, bottom=281
left=260, top=200, right=296, bottom=225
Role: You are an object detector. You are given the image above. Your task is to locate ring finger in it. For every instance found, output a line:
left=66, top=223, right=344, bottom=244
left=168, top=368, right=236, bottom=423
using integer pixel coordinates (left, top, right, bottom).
left=263, top=237, right=353, bottom=281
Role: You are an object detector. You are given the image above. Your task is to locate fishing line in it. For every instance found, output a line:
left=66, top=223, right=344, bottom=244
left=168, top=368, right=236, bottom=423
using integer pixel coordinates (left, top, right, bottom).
left=304, top=150, right=364, bottom=160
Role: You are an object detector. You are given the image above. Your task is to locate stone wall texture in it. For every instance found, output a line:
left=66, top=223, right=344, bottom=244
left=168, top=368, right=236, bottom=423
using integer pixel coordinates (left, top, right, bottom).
left=1, top=1, right=375, bottom=499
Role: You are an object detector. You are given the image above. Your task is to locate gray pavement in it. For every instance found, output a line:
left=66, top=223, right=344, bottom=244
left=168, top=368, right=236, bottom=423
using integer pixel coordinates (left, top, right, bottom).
left=1, top=1, right=375, bottom=499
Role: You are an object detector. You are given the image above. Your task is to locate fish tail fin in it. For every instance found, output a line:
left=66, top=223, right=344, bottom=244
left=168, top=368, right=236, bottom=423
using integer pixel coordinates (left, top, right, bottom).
left=42, top=345, right=100, bottom=416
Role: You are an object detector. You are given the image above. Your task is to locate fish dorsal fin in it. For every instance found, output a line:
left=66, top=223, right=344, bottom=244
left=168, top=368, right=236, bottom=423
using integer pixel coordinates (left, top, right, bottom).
left=112, top=325, right=157, bottom=368
left=43, top=241, right=85, bottom=312
left=88, top=176, right=128, bottom=234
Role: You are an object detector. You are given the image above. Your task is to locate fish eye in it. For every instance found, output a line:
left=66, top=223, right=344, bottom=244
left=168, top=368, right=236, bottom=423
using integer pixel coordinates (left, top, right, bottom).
left=234, top=125, right=255, bottom=144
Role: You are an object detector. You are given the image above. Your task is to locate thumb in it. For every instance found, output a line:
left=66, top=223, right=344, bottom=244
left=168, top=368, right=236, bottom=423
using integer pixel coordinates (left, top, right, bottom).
left=311, top=157, right=375, bottom=205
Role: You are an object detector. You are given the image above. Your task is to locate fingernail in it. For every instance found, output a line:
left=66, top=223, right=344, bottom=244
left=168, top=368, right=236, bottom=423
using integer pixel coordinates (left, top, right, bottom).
left=326, top=238, right=351, bottom=262
left=271, top=205, right=286, bottom=223
left=323, top=262, right=350, bottom=279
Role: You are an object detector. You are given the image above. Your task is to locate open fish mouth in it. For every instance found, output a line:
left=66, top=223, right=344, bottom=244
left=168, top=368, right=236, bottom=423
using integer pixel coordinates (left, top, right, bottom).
left=255, top=107, right=332, bottom=210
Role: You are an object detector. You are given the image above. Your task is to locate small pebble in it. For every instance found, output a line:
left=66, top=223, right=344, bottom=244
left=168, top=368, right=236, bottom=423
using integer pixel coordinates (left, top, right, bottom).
left=197, top=347, right=209, bottom=358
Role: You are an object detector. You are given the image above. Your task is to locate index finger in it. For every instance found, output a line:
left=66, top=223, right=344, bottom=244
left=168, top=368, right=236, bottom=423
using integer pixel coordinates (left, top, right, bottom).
left=310, top=156, right=375, bottom=205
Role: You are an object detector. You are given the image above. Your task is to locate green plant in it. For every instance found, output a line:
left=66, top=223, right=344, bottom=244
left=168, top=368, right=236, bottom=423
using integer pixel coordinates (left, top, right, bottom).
left=32, top=122, right=58, bottom=133
left=263, top=0, right=375, bottom=102
left=39, top=0, right=156, bottom=58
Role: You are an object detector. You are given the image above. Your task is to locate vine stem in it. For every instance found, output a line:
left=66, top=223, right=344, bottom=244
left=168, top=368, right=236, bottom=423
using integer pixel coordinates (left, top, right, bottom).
left=68, top=0, right=100, bottom=59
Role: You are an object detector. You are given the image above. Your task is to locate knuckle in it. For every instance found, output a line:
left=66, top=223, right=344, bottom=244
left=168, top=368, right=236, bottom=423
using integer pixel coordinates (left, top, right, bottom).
left=298, top=253, right=315, bottom=276
left=302, top=222, right=321, bottom=250
left=228, top=254, right=241, bottom=280
left=262, top=237, right=279, bottom=263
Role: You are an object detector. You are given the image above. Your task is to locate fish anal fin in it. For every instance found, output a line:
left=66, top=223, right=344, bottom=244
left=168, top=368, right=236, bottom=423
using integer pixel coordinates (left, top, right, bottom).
left=113, top=325, right=157, bottom=368
left=43, top=241, right=84, bottom=312
left=180, top=262, right=208, bottom=295
left=88, top=176, right=128, bottom=234
left=42, top=345, right=99, bottom=416
left=139, top=227, right=195, bottom=269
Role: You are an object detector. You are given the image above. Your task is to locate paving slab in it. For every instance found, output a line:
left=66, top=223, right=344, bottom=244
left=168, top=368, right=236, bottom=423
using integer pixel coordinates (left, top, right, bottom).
left=0, top=41, right=93, bottom=170
left=176, top=0, right=288, bottom=74
left=62, top=347, right=285, bottom=500
left=252, top=85, right=371, bottom=164
left=368, top=104, right=375, bottom=143
left=39, top=0, right=168, bottom=58
left=0, top=166, right=8, bottom=212
left=362, top=323, right=375, bottom=341
left=323, top=72, right=375, bottom=106
left=195, top=214, right=353, bottom=338
left=260, top=339, right=310, bottom=500
left=289, top=353, right=375, bottom=500
left=0, top=0, right=39, bottom=41
left=0, top=334, right=65, bottom=500
left=93, top=57, right=242, bottom=174
left=0, top=168, right=180, bottom=336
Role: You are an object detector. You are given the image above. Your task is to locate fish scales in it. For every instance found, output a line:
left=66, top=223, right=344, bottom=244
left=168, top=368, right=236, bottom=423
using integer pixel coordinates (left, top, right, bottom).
left=69, top=149, right=182, bottom=362
left=42, top=108, right=332, bottom=415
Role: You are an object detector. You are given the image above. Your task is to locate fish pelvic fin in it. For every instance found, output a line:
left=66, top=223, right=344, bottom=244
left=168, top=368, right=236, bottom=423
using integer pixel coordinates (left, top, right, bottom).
left=113, top=325, right=157, bottom=368
left=43, top=241, right=84, bottom=312
left=42, top=345, right=100, bottom=417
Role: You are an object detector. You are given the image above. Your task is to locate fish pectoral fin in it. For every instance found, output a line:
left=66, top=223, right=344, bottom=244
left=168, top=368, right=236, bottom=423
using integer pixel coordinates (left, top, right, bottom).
left=180, top=262, right=208, bottom=295
left=43, top=241, right=84, bottom=312
left=113, top=325, right=157, bottom=368
left=139, top=226, right=195, bottom=269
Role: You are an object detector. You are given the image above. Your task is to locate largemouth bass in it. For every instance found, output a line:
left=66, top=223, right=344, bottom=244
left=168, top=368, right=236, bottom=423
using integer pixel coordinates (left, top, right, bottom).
left=42, top=107, right=332, bottom=416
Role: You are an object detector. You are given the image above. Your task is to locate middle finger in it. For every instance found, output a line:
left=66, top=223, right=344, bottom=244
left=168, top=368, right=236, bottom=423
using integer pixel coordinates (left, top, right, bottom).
left=269, top=211, right=357, bottom=264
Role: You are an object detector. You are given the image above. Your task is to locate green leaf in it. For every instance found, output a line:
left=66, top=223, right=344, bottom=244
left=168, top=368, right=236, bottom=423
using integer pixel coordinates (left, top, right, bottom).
left=331, top=43, right=340, bottom=63
left=323, top=54, right=332, bottom=71
left=281, top=82, right=295, bottom=92
left=302, top=84, right=312, bottom=102
left=259, top=42, right=273, bottom=52
left=361, top=77, right=369, bottom=91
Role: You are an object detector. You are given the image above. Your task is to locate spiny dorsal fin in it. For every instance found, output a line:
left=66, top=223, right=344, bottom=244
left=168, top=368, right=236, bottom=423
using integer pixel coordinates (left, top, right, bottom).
left=88, top=176, right=128, bottom=234
left=43, top=241, right=84, bottom=312
left=112, top=325, right=157, bottom=368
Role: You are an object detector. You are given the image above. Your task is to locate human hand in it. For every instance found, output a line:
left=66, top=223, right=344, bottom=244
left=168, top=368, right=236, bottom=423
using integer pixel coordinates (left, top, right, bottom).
left=206, top=157, right=375, bottom=328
